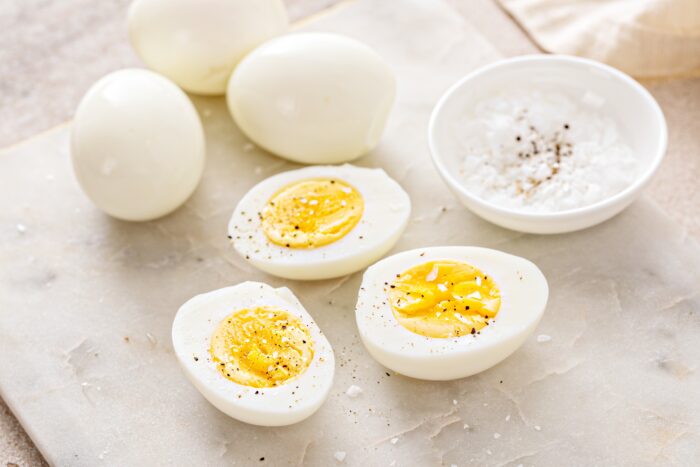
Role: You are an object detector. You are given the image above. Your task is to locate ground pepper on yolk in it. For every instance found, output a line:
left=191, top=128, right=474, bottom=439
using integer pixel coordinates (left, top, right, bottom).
left=388, top=260, right=501, bottom=338
left=209, top=307, right=314, bottom=388
left=260, top=178, right=363, bottom=249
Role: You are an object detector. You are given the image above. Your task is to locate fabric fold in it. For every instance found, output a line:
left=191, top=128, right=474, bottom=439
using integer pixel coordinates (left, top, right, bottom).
left=499, top=0, right=700, bottom=78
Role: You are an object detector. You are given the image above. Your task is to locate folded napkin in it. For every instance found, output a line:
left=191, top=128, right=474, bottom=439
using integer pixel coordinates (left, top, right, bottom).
left=499, top=0, right=700, bottom=78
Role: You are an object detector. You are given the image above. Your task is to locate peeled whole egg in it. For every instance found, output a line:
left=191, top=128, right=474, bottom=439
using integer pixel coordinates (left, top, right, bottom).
left=71, top=69, right=205, bottom=221
left=355, top=246, right=548, bottom=380
left=228, top=164, right=411, bottom=280
left=172, top=281, right=334, bottom=426
left=128, top=0, right=288, bottom=95
left=227, top=32, right=396, bottom=164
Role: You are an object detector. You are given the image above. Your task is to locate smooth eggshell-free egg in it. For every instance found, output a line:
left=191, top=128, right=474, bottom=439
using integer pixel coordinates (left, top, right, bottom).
left=227, top=32, right=396, bottom=164
left=128, top=0, right=288, bottom=95
left=71, top=68, right=205, bottom=221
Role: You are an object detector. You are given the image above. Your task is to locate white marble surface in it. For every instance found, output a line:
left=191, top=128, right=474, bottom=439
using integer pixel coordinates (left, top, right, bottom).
left=1, top=0, right=700, bottom=465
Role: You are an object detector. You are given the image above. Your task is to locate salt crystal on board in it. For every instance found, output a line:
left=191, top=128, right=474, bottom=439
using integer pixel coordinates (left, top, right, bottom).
left=346, top=385, right=363, bottom=398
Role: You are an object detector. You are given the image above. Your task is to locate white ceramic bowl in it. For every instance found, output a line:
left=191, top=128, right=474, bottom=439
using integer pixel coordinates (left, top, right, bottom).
left=428, top=55, right=667, bottom=234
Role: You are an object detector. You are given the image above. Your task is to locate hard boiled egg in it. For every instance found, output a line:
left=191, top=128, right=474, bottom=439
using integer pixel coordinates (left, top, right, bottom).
left=71, top=68, right=205, bottom=221
left=227, top=32, right=396, bottom=164
left=128, top=0, right=288, bottom=95
left=355, top=247, right=548, bottom=380
left=229, top=165, right=411, bottom=280
left=172, top=281, right=334, bottom=426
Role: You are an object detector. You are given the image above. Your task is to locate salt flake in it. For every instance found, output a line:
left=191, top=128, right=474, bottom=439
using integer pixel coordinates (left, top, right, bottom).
left=345, top=385, right=363, bottom=398
left=425, top=265, right=439, bottom=282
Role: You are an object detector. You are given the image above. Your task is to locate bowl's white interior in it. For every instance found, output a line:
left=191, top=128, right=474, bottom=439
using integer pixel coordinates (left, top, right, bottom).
left=432, top=57, right=665, bottom=204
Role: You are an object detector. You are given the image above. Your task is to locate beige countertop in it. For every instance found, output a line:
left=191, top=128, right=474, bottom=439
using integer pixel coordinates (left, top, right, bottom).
left=1, top=0, right=699, bottom=465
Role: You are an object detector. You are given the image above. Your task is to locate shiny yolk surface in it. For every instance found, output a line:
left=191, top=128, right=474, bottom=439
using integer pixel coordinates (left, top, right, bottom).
left=210, top=307, right=314, bottom=388
left=388, top=260, right=501, bottom=338
left=260, top=178, right=363, bottom=249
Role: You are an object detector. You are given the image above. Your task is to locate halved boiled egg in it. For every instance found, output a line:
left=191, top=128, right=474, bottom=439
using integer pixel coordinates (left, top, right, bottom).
left=229, top=165, right=411, bottom=280
left=172, top=281, right=334, bottom=426
left=355, top=247, right=548, bottom=380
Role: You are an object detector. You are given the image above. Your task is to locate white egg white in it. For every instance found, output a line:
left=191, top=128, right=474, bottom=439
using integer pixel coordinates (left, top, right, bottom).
left=229, top=164, right=411, bottom=280
left=128, top=0, right=288, bottom=95
left=71, top=68, right=205, bottom=221
left=227, top=32, right=396, bottom=164
left=355, top=247, right=549, bottom=380
left=172, top=281, right=334, bottom=426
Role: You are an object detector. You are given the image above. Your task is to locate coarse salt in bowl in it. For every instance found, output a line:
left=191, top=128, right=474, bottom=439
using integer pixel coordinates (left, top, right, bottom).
left=428, top=55, right=667, bottom=234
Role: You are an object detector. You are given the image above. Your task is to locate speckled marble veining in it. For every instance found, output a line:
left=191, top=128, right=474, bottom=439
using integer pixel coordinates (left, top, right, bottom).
left=1, top=0, right=700, bottom=465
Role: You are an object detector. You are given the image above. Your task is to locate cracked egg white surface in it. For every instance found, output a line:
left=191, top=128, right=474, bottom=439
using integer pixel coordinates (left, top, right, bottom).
left=229, top=164, right=411, bottom=280
left=355, top=247, right=548, bottom=380
left=172, top=282, right=334, bottom=426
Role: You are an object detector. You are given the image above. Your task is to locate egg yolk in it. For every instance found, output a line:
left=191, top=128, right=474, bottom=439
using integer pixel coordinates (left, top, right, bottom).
left=388, top=260, right=501, bottom=338
left=260, top=178, right=363, bottom=249
left=209, top=307, right=314, bottom=388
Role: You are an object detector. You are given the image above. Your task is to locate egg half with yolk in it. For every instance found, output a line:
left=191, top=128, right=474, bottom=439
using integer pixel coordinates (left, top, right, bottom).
left=172, top=281, right=334, bottom=426
left=229, top=164, right=411, bottom=280
left=355, top=247, right=548, bottom=380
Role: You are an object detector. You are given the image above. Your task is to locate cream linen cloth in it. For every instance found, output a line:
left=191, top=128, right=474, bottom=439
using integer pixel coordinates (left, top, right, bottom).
left=499, top=0, right=700, bottom=78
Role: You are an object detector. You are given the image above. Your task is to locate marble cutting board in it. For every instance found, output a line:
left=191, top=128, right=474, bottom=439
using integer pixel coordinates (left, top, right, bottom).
left=1, top=0, right=700, bottom=465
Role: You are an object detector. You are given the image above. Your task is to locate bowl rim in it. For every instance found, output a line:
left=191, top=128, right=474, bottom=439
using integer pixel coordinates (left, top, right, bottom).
left=427, top=54, right=668, bottom=221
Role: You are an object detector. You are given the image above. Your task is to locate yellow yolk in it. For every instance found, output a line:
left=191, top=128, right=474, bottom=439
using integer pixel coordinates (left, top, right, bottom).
left=209, top=307, right=314, bottom=388
left=388, top=260, right=501, bottom=338
left=261, top=178, right=363, bottom=249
